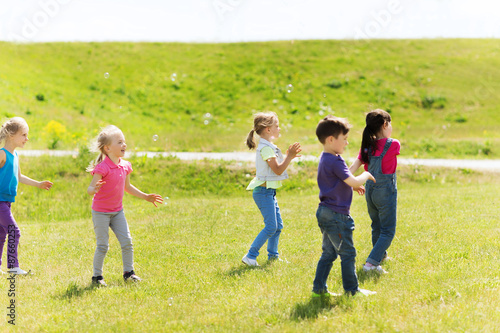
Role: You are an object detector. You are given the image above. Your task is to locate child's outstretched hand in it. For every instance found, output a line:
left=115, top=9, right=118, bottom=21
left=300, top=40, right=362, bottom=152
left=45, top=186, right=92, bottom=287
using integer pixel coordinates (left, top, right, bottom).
left=95, top=179, right=106, bottom=193
left=145, top=194, right=163, bottom=207
left=287, top=142, right=302, bottom=158
left=38, top=180, right=53, bottom=190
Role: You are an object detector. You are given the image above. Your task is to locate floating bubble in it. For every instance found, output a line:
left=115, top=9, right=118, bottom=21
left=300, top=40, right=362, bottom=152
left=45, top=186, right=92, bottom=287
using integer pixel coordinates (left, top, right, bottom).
left=286, top=84, right=293, bottom=93
left=104, top=72, right=110, bottom=79
left=163, top=196, right=169, bottom=205
left=203, top=113, right=212, bottom=125
left=170, top=73, right=177, bottom=81
left=168, top=297, right=173, bottom=306
left=153, top=134, right=159, bottom=142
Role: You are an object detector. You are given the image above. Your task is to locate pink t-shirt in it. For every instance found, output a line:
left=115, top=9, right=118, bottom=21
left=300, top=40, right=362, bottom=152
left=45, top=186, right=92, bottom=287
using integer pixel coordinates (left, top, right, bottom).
left=91, top=156, right=133, bottom=212
left=358, top=138, right=401, bottom=174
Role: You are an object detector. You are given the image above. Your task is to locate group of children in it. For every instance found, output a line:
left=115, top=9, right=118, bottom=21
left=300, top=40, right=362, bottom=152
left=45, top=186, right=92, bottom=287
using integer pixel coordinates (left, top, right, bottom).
left=242, top=109, right=399, bottom=297
left=0, top=110, right=399, bottom=295
left=0, top=118, right=161, bottom=287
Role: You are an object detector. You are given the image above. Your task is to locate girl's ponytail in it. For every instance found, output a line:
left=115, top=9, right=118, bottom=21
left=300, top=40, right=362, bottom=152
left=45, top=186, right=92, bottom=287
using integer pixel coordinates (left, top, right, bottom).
left=360, top=126, right=376, bottom=163
left=246, top=112, right=278, bottom=150
left=246, top=129, right=256, bottom=150
left=360, top=109, right=392, bottom=162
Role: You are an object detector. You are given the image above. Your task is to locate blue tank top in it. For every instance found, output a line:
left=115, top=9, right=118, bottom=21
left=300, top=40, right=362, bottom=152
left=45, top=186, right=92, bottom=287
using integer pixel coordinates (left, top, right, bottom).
left=0, top=148, right=19, bottom=202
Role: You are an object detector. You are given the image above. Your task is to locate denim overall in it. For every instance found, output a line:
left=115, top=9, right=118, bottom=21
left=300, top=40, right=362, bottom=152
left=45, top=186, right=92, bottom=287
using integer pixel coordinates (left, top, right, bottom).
left=365, top=138, right=397, bottom=266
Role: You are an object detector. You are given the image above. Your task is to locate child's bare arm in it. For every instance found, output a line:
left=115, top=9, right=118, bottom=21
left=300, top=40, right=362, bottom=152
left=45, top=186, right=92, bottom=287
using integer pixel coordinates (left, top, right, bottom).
left=19, top=166, right=53, bottom=190
left=87, top=174, right=104, bottom=195
left=343, top=171, right=375, bottom=189
left=267, top=142, right=301, bottom=175
left=124, top=175, right=163, bottom=207
left=349, top=158, right=363, bottom=175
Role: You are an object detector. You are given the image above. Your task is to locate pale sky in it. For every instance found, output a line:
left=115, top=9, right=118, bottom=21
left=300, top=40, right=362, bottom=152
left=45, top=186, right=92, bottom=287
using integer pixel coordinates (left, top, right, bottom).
left=0, top=0, right=499, bottom=43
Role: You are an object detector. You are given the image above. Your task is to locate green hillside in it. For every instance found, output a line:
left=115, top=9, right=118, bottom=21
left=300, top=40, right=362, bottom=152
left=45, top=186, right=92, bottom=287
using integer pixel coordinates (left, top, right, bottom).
left=0, top=39, right=498, bottom=158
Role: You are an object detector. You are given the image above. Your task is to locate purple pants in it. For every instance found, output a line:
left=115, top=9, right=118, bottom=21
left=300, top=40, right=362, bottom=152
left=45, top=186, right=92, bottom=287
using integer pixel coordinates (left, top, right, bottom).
left=0, top=202, right=21, bottom=269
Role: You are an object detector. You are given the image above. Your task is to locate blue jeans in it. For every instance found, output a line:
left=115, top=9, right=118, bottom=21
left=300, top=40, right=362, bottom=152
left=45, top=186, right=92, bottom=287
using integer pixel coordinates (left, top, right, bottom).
left=365, top=178, right=397, bottom=266
left=246, top=187, right=283, bottom=260
left=313, top=205, right=358, bottom=294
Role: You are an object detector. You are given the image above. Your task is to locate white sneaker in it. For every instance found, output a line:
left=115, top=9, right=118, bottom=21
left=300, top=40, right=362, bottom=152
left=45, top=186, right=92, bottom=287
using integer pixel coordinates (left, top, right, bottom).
left=356, top=288, right=377, bottom=296
left=241, top=255, right=259, bottom=267
left=8, top=267, right=29, bottom=275
left=363, top=264, right=388, bottom=274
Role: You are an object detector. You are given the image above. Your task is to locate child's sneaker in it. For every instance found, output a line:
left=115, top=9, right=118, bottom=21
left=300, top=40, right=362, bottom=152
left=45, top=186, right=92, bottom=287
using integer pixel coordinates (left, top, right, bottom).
left=8, top=267, right=29, bottom=275
left=312, top=291, right=341, bottom=298
left=123, top=270, right=141, bottom=282
left=92, top=275, right=107, bottom=287
left=241, top=255, right=259, bottom=267
left=363, top=263, right=388, bottom=274
left=355, top=288, right=377, bottom=296
left=346, top=288, right=377, bottom=296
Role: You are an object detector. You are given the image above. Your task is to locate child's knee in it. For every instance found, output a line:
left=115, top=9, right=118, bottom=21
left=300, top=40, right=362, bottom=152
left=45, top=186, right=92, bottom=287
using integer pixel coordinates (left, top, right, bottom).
left=120, top=238, right=133, bottom=250
left=96, top=244, right=109, bottom=254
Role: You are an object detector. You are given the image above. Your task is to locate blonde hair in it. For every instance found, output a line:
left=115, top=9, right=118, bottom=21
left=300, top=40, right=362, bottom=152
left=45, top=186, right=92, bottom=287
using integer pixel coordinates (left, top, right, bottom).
left=245, top=112, right=278, bottom=150
left=0, top=117, right=29, bottom=143
left=86, top=125, right=123, bottom=172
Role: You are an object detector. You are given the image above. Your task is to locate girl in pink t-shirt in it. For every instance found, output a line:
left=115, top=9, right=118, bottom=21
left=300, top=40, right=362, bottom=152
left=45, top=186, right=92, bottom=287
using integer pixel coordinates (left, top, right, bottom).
left=350, top=109, right=400, bottom=274
left=86, top=125, right=162, bottom=286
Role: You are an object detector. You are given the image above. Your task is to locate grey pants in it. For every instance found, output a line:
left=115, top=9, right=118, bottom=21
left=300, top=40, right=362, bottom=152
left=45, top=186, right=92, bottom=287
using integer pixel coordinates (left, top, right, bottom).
left=92, top=209, right=134, bottom=276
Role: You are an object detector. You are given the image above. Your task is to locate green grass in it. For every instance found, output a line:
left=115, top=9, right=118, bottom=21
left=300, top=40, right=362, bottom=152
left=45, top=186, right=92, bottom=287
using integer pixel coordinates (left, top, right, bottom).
left=0, top=39, right=499, bottom=158
left=0, top=156, right=498, bottom=331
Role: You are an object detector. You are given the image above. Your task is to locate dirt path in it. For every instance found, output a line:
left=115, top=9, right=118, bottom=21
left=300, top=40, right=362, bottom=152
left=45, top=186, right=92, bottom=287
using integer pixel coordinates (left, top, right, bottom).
left=18, top=150, right=500, bottom=172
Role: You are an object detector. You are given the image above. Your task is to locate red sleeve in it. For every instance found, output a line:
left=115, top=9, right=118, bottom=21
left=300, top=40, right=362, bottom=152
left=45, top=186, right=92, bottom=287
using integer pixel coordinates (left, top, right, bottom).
left=92, top=162, right=108, bottom=177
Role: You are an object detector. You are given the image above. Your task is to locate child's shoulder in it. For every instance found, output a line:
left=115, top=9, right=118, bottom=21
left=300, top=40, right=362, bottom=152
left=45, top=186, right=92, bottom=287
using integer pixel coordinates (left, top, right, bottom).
left=320, top=152, right=345, bottom=166
left=388, top=138, right=401, bottom=153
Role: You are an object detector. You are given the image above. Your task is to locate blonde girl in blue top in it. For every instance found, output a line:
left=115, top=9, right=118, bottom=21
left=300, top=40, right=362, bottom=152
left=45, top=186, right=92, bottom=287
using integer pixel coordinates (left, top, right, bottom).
left=0, top=117, right=53, bottom=275
left=242, top=112, right=301, bottom=266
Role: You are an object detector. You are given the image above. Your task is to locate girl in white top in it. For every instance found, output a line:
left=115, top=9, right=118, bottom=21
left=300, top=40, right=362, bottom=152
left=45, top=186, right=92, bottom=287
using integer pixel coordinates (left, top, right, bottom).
left=242, top=112, right=301, bottom=266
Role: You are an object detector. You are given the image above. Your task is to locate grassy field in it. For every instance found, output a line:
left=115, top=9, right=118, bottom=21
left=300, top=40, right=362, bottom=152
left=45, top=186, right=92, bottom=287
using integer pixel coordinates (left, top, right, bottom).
left=0, top=155, right=498, bottom=331
left=0, top=39, right=499, bottom=157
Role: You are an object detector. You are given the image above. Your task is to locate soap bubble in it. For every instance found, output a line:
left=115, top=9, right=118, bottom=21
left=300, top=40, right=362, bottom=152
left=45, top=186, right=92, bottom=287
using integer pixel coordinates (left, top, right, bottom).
left=104, top=72, right=110, bottom=79
left=170, top=73, right=177, bottom=81
left=168, top=297, right=173, bottom=306
left=203, top=113, right=212, bottom=125
left=286, top=84, right=293, bottom=93
left=152, top=134, right=159, bottom=142
left=163, top=196, right=169, bottom=205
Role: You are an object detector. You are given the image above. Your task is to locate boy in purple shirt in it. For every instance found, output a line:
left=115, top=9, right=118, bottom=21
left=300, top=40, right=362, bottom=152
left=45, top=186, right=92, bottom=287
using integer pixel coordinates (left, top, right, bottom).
left=312, top=116, right=376, bottom=297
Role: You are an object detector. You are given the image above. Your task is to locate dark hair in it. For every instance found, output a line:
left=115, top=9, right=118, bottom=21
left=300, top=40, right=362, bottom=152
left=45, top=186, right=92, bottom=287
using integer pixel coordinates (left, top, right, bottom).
left=316, top=115, right=352, bottom=144
left=246, top=112, right=278, bottom=150
left=360, top=109, right=392, bottom=162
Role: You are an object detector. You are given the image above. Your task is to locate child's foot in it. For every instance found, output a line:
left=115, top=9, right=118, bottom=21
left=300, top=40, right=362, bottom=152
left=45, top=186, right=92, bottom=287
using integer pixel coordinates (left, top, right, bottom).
left=347, top=288, right=377, bottom=296
left=92, top=275, right=107, bottom=287
left=123, top=270, right=141, bottom=282
left=363, top=263, right=388, bottom=274
left=312, top=291, right=341, bottom=298
left=8, top=267, right=29, bottom=275
left=241, top=255, right=259, bottom=267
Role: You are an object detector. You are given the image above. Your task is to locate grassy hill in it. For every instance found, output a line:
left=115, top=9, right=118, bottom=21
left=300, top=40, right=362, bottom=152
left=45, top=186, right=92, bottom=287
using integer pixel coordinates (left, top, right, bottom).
left=0, top=39, right=499, bottom=158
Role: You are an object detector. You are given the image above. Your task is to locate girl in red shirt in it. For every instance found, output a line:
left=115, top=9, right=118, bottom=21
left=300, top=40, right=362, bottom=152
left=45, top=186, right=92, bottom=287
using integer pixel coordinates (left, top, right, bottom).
left=350, top=109, right=400, bottom=274
left=87, top=125, right=162, bottom=286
